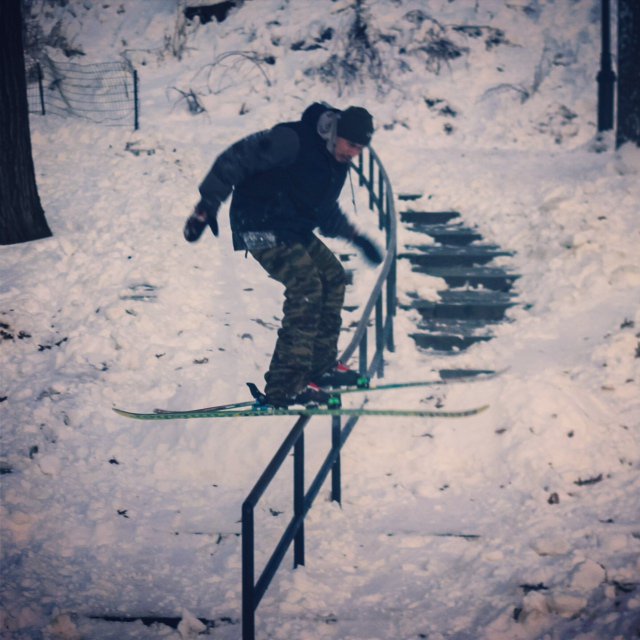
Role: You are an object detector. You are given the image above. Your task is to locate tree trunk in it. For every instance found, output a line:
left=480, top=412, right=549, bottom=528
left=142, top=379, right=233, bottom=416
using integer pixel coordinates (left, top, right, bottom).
left=0, top=0, right=52, bottom=245
left=617, top=0, right=640, bottom=147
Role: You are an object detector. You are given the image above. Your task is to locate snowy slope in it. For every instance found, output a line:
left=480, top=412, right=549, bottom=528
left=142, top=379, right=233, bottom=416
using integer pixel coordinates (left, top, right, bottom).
left=1, top=1, right=639, bottom=639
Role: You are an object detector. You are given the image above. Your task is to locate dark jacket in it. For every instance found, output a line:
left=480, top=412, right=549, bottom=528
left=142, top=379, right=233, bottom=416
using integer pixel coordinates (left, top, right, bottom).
left=199, top=103, right=356, bottom=251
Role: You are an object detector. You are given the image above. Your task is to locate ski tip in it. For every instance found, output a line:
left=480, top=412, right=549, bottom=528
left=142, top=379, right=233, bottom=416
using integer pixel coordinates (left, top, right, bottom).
left=435, top=403, right=489, bottom=417
left=113, top=407, right=150, bottom=419
left=113, top=407, right=134, bottom=417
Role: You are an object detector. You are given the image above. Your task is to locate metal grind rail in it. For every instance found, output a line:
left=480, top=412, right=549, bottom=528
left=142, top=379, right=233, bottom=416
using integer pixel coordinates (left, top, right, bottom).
left=241, top=146, right=398, bottom=639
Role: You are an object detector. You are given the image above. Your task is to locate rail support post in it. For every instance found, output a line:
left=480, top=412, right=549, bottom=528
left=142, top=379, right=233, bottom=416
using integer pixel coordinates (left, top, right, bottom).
left=331, top=416, right=342, bottom=504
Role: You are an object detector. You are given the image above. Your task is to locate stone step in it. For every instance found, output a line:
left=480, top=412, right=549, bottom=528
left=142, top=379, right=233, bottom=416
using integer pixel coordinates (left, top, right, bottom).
left=410, top=332, right=492, bottom=351
left=407, top=265, right=519, bottom=292
left=415, top=317, right=496, bottom=334
left=406, top=290, right=515, bottom=321
left=400, top=245, right=512, bottom=268
left=400, top=210, right=460, bottom=225
left=415, top=224, right=483, bottom=246
left=409, top=318, right=494, bottom=352
left=437, top=368, right=499, bottom=379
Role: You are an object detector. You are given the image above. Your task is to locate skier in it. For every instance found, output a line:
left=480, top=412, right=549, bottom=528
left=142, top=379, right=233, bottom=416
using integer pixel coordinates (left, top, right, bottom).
left=184, top=102, right=383, bottom=407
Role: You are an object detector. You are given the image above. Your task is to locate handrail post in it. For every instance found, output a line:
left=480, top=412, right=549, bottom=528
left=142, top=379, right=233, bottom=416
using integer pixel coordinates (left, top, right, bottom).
left=293, top=431, right=305, bottom=568
left=368, top=152, right=375, bottom=210
left=375, top=297, right=384, bottom=377
left=378, top=172, right=385, bottom=229
left=359, top=329, right=368, bottom=376
left=241, top=502, right=255, bottom=640
left=133, top=68, right=140, bottom=131
left=386, top=265, right=396, bottom=353
left=330, top=416, right=342, bottom=504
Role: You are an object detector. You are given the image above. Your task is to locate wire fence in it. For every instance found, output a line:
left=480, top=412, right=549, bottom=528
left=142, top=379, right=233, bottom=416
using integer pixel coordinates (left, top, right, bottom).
left=26, top=58, right=139, bottom=129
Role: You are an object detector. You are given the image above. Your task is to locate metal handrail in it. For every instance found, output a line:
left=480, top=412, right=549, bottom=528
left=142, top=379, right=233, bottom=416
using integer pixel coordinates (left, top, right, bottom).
left=343, top=146, right=397, bottom=365
left=241, top=146, right=397, bottom=639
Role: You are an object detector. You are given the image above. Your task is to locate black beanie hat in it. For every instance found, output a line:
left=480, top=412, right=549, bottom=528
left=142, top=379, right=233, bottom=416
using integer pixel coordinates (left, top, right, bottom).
left=337, top=106, right=374, bottom=145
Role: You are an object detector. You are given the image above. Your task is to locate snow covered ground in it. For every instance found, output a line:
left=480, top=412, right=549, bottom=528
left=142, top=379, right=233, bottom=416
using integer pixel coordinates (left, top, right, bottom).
left=1, top=1, right=639, bottom=638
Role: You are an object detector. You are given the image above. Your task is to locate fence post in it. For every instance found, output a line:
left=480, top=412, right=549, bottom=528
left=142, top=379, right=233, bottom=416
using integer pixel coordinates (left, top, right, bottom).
left=133, top=69, right=140, bottom=130
left=597, top=0, right=616, bottom=132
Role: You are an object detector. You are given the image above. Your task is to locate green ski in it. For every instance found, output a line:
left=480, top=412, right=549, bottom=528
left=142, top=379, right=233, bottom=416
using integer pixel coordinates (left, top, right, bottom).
left=113, top=404, right=489, bottom=421
left=148, top=369, right=503, bottom=415
left=319, top=368, right=504, bottom=396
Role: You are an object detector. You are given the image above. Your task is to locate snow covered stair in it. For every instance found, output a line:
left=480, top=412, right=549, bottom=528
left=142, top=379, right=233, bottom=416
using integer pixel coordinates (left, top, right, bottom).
left=398, top=203, right=519, bottom=354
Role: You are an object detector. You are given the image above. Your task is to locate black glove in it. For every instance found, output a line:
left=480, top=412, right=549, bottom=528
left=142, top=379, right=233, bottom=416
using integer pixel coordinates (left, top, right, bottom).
left=352, top=233, right=383, bottom=265
left=183, top=197, right=220, bottom=242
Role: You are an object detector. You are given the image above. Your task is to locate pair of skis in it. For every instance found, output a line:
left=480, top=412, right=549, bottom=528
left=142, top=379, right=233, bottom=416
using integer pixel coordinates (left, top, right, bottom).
left=112, top=371, right=498, bottom=421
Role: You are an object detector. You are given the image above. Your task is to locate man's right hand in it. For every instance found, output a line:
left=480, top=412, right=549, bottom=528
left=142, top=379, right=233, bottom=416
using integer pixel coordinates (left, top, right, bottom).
left=183, top=197, right=220, bottom=242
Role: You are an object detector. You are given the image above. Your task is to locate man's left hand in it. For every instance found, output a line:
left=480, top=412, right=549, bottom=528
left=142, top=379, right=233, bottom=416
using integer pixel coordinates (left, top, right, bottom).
left=352, top=234, right=383, bottom=265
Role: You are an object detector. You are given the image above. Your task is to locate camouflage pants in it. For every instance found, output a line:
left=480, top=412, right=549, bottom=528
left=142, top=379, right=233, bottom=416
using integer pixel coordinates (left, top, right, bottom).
left=250, top=235, right=346, bottom=401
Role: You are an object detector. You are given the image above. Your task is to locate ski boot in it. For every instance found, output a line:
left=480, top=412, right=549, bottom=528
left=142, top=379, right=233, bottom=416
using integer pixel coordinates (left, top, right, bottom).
left=313, top=362, right=370, bottom=389
left=247, top=382, right=341, bottom=409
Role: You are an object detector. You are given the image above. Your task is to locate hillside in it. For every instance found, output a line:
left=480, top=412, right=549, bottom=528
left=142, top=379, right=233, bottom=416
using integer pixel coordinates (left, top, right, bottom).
left=1, top=1, right=639, bottom=638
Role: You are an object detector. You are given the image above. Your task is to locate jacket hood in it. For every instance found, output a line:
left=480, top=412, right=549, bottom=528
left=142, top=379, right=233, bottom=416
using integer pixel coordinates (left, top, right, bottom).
left=301, top=102, right=340, bottom=155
